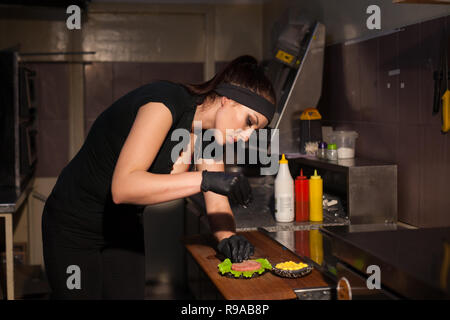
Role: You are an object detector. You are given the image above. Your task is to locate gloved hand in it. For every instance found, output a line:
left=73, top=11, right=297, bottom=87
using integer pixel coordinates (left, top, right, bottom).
left=217, top=234, right=254, bottom=263
left=200, top=170, right=252, bottom=207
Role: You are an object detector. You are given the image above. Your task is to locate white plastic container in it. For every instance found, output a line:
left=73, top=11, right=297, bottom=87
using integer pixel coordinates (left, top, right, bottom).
left=329, top=131, right=359, bottom=159
left=274, top=154, right=295, bottom=222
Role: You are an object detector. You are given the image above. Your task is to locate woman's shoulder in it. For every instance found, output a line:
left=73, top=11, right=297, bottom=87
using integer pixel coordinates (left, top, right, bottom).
left=141, top=80, right=189, bottom=97
left=133, top=80, right=196, bottom=123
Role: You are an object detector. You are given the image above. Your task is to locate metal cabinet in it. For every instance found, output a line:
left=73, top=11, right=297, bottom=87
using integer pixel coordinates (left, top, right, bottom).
left=289, top=157, right=397, bottom=224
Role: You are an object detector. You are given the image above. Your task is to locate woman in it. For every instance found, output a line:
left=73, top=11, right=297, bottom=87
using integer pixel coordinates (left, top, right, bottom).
left=42, top=55, right=276, bottom=299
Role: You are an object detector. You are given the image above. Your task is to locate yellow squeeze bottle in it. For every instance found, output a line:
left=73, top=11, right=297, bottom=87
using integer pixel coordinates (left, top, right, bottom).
left=309, top=170, right=323, bottom=222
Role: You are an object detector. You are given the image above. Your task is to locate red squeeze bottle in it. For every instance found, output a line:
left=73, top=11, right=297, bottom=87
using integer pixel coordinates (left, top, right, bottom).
left=295, top=169, right=309, bottom=222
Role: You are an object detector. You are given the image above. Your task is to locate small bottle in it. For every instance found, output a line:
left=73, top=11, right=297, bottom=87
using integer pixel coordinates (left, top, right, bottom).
left=274, top=154, right=295, bottom=222
left=327, top=143, right=338, bottom=161
left=309, top=170, right=323, bottom=222
left=317, top=142, right=327, bottom=159
left=295, top=169, right=309, bottom=222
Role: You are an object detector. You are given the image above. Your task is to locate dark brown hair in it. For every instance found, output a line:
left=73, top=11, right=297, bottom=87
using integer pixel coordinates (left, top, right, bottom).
left=183, top=55, right=276, bottom=106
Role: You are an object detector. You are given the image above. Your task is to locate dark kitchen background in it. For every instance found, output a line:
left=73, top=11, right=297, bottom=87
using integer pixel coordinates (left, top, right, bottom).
left=0, top=0, right=449, bottom=299
left=317, top=15, right=450, bottom=228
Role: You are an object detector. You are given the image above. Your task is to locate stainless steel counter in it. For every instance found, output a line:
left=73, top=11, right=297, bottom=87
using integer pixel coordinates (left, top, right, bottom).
left=261, top=226, right=450, bottom=300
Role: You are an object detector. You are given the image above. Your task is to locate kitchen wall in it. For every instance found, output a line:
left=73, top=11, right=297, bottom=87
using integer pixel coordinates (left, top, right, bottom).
left=317, top=15, right=450, bottom=228
left=262, top=0, right=450, bottom=59
left=0, top=2, right=264, bottom=266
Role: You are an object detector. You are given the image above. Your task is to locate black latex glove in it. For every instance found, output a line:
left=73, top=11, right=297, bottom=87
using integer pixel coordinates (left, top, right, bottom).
left=217, top=235, right=255, bottom=263
left=200, top=170, right=252, bottom=207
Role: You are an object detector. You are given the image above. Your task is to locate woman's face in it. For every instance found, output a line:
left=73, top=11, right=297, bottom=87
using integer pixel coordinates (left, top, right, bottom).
left=214, top=96, right=270, bottom=145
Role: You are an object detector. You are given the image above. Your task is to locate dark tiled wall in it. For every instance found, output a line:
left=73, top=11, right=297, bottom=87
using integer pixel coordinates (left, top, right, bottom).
left=317, top=15, right=450, bottom=227
left=84, top=62, right=204, bottom=134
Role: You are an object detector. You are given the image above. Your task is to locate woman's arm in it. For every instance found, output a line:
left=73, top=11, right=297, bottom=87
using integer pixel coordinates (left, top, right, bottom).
left=196, top=160, right=255, bottom=262
left=195, top=159, right=236, bottom=242
left=111, top=102, right=202, bottom=205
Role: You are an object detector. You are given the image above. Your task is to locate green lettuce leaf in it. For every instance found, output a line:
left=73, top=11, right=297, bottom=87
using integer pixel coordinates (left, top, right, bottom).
left=218, top=258, right=232, bottom=274
left=217, top=258, right=272, bottom=278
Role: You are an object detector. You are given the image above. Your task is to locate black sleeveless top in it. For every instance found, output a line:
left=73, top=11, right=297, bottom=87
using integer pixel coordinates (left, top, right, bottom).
left=45, top=81, right=199, bottom=232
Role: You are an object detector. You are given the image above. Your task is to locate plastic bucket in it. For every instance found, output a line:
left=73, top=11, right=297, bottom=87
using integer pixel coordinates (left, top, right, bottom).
left=329, top=131, right=358, bottom=159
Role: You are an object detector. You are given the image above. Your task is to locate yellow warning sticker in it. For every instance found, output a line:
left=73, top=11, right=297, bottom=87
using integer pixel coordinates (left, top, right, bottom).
left=276, top=50, right=294, bottom=64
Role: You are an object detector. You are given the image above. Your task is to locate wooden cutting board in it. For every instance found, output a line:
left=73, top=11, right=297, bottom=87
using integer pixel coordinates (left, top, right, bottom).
left=184, top=230, right=331, bottom=300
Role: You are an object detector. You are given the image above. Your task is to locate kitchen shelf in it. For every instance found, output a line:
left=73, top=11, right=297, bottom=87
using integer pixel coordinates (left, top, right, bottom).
left=287, top=156, right=398, bottom=225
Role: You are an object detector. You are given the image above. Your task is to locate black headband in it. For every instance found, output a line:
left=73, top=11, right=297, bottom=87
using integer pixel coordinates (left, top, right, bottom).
left=214, top=83, right=275, bottom=123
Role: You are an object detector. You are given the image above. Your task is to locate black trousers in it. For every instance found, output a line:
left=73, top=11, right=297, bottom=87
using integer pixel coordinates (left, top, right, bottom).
left=42, top=202, right=145, bottom=299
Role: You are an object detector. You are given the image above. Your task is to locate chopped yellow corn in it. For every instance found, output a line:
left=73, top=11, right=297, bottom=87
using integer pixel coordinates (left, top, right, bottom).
left=275, top=261, right=308, bottom=271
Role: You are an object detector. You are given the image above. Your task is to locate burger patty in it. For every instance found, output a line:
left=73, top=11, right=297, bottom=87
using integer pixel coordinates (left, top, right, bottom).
left=231, top=260, right=261, bottom=272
